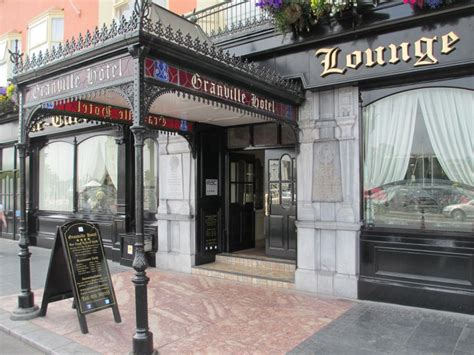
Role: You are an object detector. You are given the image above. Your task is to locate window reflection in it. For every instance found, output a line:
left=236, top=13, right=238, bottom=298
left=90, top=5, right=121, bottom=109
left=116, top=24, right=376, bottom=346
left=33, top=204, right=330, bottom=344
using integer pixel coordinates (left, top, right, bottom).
left=39, top=142, right=74, bottom=211
left=363, top=88, right=474, bottom=233
left=144, top=139, right=158, bottom=212
left=77, top=136, right=117, bottom=214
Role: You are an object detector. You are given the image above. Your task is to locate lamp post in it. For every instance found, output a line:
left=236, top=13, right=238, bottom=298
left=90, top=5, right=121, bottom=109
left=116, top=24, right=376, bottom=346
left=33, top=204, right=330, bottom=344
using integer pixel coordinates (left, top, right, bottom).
left=11, top=91, right=39, bottom=320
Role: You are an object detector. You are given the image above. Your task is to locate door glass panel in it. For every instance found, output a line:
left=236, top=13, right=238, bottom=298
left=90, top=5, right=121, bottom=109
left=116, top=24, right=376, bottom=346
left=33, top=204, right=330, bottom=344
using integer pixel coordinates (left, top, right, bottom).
left=281, top=155, right=291, bottom=181
left=293, top=183, right=297, bottom=205
left=281, top=183, right=292, bottom=206
left=282, top=125, right=296, bottom=145
left=292, top=158, right=296, bottom=182
left=269, top=160, right=279, bottom=181
left=270, top=183, right=280, bottom=205
left=245, top=163, right=254, bottom=182
left=244, top=184, right=254, bottom=203
left=227, top=126, right=250, bottom=149
left=230, top=162, right=237, bottom=182
left=230, top=183, right=237, bottom=203
left=254, top=123, right=278, bottom=146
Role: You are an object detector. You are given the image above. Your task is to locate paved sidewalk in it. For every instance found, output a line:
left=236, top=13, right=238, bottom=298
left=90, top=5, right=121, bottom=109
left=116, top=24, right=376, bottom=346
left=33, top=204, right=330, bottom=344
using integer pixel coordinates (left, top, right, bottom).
left=0, top=238, right=473, bottom=354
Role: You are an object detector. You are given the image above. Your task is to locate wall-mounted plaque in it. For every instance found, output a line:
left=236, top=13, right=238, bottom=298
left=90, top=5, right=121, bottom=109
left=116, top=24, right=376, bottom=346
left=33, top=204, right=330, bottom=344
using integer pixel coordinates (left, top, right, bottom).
left=312, top=140, right=343, bottom=202
left=160, top=154, right=184, bottom=200
left=203, top=212, right=219, bottom=251
left=39, top=221, right=121, bottom=334
left=205, top=179, right=218, bottom=196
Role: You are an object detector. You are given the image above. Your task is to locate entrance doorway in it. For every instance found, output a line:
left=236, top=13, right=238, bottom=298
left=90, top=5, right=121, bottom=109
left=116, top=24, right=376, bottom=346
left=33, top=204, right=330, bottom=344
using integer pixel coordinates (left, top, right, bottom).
left=226, top=148, right=296, bottom=260
left=264, top=149, right=296, bottom=260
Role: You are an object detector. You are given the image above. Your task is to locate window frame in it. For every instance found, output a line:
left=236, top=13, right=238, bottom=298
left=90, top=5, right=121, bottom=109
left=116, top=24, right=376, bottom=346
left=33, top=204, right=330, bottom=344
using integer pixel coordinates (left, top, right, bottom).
left=360, top=79, right=474, bottom=235
left=27, top=9, right=64, bottom=57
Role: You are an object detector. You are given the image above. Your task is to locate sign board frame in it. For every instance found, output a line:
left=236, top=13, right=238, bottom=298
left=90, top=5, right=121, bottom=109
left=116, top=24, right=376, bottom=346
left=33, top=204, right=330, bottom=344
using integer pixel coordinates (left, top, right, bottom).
left=39, top=220, right=121, bottom=334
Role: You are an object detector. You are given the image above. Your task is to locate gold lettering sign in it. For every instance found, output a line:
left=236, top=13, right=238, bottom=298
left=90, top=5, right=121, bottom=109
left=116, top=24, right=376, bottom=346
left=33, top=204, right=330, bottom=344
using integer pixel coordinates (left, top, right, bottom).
left=315, top=31, right=459, bottom=77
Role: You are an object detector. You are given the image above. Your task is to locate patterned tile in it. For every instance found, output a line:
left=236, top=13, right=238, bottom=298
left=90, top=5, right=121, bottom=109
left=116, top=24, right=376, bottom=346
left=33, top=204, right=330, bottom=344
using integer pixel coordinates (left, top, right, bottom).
left=0, top=268, right=353, bottom=354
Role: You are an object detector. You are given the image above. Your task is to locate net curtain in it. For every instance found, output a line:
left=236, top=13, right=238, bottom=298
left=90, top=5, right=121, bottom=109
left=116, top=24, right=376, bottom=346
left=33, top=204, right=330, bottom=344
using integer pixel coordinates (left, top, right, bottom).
left=364, top=88, right=474, bottom=189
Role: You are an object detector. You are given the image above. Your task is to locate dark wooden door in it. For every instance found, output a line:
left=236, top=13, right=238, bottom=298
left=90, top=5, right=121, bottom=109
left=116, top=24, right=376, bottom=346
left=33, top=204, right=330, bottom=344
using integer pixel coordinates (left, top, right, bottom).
left=195, top=126, right=225, bottom=265
left=228, top=154, right=255, bottom=252
left=264, top=149, right=296, bottom=260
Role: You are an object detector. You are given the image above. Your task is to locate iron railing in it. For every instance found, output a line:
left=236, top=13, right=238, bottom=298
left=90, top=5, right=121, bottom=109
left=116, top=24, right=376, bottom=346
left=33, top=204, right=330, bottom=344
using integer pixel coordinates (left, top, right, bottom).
left=185, top=0, right=271, bottom=37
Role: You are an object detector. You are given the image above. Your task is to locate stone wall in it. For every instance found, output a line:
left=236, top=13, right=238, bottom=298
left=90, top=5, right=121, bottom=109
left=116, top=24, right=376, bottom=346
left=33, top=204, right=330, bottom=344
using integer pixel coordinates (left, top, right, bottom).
left=156, top=134, right=196, bottom=273
left=295, top=87, right=361, bottom=299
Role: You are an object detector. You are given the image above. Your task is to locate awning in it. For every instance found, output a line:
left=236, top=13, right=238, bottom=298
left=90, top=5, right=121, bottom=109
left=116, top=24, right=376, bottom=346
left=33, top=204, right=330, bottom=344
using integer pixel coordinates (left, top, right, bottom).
left=10, top=2, right=303, bottom=137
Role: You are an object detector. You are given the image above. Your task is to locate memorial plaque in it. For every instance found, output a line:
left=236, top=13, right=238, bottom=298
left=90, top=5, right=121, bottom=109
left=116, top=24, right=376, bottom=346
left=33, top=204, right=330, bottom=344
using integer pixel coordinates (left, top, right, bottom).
left=39, top=221, right=120, bottom=334
left=312, top=141, right=343, bottom=202
left=160, top=154, right=184, bottom=200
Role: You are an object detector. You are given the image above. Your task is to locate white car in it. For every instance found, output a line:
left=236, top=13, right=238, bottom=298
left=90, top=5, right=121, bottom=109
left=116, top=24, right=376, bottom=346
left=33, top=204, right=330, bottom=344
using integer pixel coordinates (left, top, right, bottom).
left=442, top=200, right=474, bottom=221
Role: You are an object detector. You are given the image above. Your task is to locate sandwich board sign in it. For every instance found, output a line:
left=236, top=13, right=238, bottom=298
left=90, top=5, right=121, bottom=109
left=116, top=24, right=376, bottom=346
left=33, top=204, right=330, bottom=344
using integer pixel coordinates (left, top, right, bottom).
left=39, top=220, right=121, bottom=334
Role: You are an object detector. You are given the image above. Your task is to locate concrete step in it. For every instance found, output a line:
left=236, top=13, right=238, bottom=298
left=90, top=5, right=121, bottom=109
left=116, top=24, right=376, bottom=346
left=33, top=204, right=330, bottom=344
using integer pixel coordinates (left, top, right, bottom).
left=216, top=253, right=296, bottom=272
left=192, top=261, right=295, bottom=289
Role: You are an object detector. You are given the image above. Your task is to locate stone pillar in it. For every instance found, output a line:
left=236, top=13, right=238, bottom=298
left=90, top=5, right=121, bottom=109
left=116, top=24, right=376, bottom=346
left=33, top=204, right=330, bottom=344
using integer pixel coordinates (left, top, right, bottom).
left=295, top=87, right=360, bottom=299
left=156, top=134, right=195, bottom=273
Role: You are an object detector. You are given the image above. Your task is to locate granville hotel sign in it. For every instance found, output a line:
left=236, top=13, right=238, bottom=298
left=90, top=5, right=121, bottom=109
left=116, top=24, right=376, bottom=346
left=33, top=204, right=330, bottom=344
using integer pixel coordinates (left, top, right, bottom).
left=25, top=55, right=134, bottom=105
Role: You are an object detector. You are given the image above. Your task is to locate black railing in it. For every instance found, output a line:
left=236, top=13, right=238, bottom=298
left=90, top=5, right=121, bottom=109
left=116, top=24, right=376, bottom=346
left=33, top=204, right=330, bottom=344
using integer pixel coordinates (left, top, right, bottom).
left=185, top=0, right=271, bottom=37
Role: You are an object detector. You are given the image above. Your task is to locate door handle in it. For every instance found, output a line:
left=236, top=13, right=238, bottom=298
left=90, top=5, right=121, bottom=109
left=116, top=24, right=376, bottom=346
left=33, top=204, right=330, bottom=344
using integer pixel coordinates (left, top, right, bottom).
left=265, top=193, right=269, bottom=216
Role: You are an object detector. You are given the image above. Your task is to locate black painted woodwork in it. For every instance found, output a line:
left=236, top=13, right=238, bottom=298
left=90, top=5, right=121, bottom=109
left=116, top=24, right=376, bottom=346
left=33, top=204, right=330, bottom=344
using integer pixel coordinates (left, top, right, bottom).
left=359, top=229, right=474, bottom=314
left=195, top=125, right=225, bottom=265
left=228, top=153, right=255, bottom=252
left=264, top=149, right=296, bottom=260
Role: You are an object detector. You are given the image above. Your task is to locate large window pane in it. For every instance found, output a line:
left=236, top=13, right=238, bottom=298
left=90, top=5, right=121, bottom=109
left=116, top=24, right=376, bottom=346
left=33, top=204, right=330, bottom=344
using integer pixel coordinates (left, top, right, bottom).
left=363, top=88, right=474, bottom=233
left=29, top=20, right=47, bottom=49
left=0, top=147, right=16, bottom=213
left=51, top=18, right=64, bottom=42
left=77, top=136, right=117, bottom=213
left=144, top=139, right=158, bottom=212
left=39, top=142, right=74, bottom=211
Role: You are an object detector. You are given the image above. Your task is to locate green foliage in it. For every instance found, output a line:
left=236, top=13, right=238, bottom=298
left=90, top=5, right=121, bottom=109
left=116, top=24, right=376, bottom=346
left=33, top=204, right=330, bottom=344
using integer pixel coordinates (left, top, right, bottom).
left=0, top=84, right=17, bottom=115
left=262, top=0, right=354, bottom=35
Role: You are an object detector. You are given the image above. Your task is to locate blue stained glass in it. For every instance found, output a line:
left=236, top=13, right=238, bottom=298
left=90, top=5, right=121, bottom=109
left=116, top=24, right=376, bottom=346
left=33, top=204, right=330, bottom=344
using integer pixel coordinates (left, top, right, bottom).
left=154, top=60, right=169, bottom=82
left=180, top=120, right=188, bottom=132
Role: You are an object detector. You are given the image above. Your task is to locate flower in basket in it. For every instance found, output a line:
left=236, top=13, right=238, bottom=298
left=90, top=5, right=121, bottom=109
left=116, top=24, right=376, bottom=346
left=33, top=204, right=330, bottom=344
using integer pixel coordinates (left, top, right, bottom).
left=0, top=84, right=17, bottom=115
left=404, top=0, right=450, bottom=9
left=257, top=0, right=315, bottom=34
left=258, top=0, right=357, bottom=35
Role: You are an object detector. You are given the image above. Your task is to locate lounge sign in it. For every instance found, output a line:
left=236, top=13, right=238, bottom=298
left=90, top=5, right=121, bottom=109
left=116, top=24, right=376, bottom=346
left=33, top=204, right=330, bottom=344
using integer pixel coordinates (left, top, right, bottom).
left=24, top=55, right=134, bottom=105
left=315, top=31, right=460, bottom=77
left=36, top=100, right=193, bottom=133
left=144, top=58, right=298, bottom=122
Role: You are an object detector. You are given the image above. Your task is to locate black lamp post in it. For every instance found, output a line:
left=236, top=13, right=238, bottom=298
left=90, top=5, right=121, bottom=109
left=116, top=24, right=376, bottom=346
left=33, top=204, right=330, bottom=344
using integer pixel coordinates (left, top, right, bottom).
left=11, top=92, right=39, bottom=320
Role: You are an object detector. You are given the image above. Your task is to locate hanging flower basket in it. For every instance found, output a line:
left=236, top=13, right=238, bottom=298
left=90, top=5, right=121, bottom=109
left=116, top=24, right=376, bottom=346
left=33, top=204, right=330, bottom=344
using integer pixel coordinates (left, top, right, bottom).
left=257, top=0, right=457, bottom=35
left=257, top=0, right=377, bottom=34
left=0, top=84, right=17, bottom=115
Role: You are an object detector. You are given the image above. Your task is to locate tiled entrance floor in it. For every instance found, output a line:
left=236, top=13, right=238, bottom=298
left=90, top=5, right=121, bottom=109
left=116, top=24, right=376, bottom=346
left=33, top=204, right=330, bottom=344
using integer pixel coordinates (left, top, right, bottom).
left=0, top=268, right=353, bottom=354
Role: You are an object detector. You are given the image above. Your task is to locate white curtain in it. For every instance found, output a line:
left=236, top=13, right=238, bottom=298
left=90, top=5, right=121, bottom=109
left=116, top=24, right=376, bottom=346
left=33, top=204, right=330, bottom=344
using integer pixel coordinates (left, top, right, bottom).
left=364, top=92, right=419, bottom=189
left=417, top=88, right=474, bottom=186
left=39, top=142, right=74, bottom=211
left=78, top=137, right=106, bottom=190
left=101, top=137, right=118, bottom=189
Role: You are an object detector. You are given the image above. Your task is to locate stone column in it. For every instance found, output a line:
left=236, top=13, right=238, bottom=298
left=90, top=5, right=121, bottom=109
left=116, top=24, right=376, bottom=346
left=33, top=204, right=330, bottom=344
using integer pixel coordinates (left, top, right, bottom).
left=295, top=87, right=360, bottom=299
left=156, top=133, right=196, bottom=273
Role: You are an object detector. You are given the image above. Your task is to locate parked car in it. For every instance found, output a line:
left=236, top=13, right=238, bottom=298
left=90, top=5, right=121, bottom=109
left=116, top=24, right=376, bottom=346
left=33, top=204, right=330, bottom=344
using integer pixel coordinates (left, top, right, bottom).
left=443, top=200, right=474, bottom=221
left=367, top=180, right=474, bottom=216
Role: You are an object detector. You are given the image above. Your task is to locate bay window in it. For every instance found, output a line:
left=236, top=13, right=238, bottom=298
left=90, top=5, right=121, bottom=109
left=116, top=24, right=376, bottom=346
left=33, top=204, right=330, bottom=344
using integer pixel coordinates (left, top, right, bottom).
left=363, top=87, right=474, bottom=233
left=28, top=10, right=64, bottom=57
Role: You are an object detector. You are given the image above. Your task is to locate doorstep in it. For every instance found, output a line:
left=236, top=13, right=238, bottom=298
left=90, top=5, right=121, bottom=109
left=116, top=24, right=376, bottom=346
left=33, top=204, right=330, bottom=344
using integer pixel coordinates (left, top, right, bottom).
left=192, top=253, right=295, bottom=289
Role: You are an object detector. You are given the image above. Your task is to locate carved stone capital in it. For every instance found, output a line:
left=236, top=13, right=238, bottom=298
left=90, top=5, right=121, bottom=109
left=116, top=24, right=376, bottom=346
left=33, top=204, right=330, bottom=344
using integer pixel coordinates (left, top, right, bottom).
left=130, top=125, right=146, bottom=146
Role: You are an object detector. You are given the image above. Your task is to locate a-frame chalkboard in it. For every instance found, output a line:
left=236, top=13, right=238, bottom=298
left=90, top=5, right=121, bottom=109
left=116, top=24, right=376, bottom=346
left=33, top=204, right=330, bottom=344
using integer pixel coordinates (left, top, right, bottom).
left=39, top=221, right=121, bottom=334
